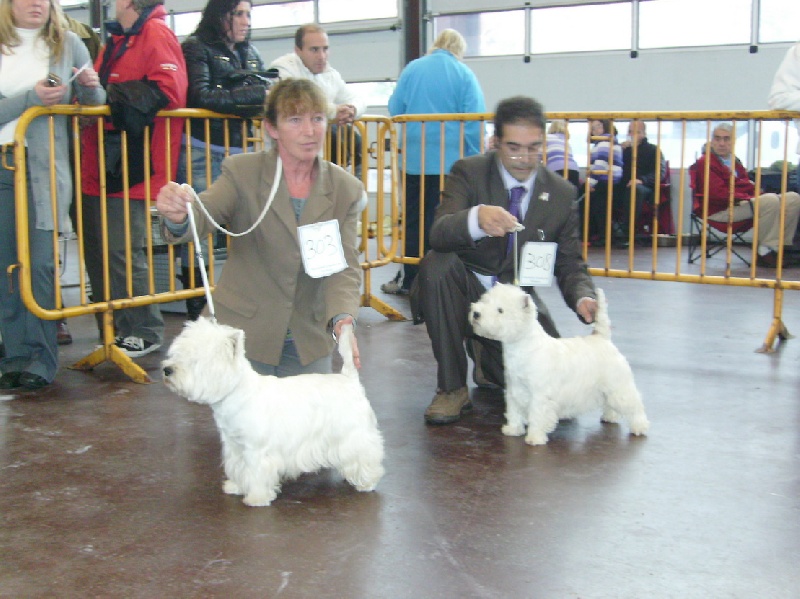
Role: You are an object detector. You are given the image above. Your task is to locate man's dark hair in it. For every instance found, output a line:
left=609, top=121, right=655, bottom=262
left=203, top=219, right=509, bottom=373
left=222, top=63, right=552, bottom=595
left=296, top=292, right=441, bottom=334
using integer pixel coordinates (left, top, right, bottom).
left=493, top=96, right=546, bottom=140
left=193, top=0, right=251, bottom=43
left=294, top=24, right=326, bottom=49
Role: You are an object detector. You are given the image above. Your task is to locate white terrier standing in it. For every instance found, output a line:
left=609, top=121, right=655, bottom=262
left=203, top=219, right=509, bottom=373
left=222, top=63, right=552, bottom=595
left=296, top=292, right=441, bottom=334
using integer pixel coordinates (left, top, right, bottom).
left=162, top=318, right=385, bottom=506
left=469, top=284, right=649, bottom=445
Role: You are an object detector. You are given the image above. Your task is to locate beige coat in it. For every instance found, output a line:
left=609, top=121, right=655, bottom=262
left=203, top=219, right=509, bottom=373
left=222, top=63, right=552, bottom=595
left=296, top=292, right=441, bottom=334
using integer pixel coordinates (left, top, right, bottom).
left=162, top=149, right=364, bottom=366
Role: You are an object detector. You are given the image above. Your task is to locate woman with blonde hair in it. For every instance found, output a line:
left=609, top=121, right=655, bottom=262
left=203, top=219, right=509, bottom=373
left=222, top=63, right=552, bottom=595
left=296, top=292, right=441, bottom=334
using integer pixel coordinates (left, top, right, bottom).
left=0, top=0, right=104, bottom=390
left=431, top=27, right=467, bottom=60
left=383, top=28, right=485, bottom=295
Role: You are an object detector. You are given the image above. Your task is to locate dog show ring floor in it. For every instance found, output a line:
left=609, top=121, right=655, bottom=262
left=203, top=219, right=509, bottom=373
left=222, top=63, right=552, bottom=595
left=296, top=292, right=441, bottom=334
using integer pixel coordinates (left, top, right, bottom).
left=0, top=256, right=799, bottom=597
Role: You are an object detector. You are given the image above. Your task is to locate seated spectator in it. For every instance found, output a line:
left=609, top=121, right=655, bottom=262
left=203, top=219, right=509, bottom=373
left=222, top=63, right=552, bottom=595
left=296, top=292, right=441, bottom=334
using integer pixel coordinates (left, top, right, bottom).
left=616, top=120, right=667, bottom=237
left=586, top=119, right=623, bottom=246
left=691, top=123, right=800, bottom=268
left=545, top=119, right=580, bottom=191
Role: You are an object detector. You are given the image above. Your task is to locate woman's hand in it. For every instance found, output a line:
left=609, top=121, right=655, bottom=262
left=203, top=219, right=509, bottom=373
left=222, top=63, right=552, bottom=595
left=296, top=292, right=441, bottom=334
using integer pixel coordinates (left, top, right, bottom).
left=334, top=316, right=361, bottom=370
left=75, top=65, right=100, bottom=89
left=156, top=181, right=192, bottom=224
left=34, top=79, right=66, bottom=106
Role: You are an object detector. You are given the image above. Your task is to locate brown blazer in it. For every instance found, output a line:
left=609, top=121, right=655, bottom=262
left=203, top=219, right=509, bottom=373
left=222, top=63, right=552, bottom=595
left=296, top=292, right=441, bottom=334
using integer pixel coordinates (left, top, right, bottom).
left=162, top=149, right=364, bottom=366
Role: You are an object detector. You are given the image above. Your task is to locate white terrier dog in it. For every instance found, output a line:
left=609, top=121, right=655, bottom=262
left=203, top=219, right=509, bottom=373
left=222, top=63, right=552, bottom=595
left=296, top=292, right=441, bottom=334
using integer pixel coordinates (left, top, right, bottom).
left=162, top=318, right=385, bottom=506
left=469, top=284, right=649, bottom=445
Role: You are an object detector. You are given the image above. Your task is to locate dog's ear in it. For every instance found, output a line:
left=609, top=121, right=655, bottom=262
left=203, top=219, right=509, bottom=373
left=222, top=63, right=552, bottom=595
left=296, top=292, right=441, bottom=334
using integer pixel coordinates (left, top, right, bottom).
left=228, top=328, right=246, bottom=360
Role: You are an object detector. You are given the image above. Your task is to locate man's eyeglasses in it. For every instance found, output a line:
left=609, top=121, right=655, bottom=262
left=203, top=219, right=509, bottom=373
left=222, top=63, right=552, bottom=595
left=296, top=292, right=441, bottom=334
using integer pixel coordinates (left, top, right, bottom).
left=501, top=141, right=543, bottom=159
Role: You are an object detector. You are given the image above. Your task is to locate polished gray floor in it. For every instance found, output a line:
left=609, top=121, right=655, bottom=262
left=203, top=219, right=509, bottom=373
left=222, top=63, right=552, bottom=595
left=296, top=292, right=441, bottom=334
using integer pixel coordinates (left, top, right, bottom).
left=1, top=254, right=799, bottom=598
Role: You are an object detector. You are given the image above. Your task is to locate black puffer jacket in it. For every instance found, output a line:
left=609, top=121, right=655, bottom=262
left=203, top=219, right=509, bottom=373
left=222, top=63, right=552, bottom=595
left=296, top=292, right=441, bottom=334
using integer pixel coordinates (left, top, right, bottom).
left=182, top=35, right=266, bottom=148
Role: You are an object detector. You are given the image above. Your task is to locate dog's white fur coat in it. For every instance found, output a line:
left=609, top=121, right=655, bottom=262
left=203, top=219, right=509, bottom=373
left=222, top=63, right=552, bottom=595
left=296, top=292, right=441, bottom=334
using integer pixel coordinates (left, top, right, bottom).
left=162, top=318, right=384, bottom=506
left=470, top=284, right=649, bottom=445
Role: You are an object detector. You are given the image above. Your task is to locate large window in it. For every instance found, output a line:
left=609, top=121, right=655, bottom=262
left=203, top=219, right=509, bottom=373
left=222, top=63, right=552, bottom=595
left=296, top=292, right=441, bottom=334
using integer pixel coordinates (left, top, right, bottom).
left=251, top=2, right=314, bottom=30
left=434, top=11, right=525, bottom=57
left=759, top=0, right=800, bottom=43
left=348, top=81, right=396, bottom=108
left=172, top=12, right=202, bottom=38
left=639, top=0, right=751, bottom=49
left=431, top=0, right=798, bottom=59
left=169, top=0, right=397, bottom=37
left=319, top=0, right=398, bottom=23
left=531, top=3, right=631, bottom=54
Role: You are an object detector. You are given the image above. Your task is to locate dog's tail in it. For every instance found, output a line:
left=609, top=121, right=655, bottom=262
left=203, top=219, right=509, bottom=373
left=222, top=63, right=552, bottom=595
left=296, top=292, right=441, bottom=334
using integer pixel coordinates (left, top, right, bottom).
left=592, top=288, right=612, bottom=338
left=337, top=323, right=358, bottom=378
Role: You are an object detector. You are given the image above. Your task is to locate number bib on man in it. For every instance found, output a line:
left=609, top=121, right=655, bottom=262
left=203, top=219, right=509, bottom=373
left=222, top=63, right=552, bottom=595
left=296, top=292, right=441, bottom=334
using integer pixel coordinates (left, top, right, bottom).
left=519, top=242, right=557, bottom=287
left=297, top=219, right=348, bottom=278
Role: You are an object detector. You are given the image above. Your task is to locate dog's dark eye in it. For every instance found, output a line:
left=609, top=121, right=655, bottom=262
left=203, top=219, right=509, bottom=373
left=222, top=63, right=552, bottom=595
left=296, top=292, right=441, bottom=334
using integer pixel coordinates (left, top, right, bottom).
left=498, top=308, right=504, bottom=314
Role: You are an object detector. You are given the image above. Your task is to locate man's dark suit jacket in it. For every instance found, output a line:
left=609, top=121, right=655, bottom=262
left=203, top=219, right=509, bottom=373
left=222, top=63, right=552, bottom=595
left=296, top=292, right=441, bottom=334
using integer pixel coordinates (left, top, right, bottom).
left=429, top=150, right=596, bottom=319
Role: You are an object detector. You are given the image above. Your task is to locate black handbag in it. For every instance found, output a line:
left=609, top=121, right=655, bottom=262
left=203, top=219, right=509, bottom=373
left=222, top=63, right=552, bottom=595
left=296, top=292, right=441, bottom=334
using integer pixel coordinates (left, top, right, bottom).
left=103, top=129, right=146, bottom=194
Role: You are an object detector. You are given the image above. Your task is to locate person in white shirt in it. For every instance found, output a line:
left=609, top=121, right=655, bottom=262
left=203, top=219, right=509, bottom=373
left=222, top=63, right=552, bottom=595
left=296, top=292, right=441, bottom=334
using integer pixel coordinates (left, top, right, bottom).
left=768, top=42, right=800, bottom=193
left=270, top=24, right=365, bottom=170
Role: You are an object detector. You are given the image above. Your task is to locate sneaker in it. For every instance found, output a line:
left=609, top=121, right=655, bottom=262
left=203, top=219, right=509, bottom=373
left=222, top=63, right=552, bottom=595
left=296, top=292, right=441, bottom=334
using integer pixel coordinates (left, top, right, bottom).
left=56, top=321, right=73, bottom=345
left=424, top=387, right=472, bottom=425
left=380, top=271, right=409, bottom=296
left=95, top=336, right=124, bottom=350
left=115, top=336, right=161, bottom=358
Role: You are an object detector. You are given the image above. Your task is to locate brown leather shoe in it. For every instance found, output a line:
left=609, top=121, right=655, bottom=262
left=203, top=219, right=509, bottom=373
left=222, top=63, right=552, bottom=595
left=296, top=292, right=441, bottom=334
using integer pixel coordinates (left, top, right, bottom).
left=424, top=387, right=472, bottom=425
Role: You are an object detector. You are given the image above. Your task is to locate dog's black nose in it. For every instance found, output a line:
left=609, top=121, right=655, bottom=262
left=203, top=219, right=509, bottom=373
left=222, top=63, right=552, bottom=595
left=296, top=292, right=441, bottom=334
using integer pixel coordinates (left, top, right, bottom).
left=472, top=310, right=480, bottom=320
left=163, top=366, right=173, bottom=377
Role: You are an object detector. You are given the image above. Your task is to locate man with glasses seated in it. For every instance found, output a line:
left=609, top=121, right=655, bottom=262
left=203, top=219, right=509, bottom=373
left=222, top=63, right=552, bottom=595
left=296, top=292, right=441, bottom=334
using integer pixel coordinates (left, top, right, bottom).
left=410, top=96, right=598, bottom=425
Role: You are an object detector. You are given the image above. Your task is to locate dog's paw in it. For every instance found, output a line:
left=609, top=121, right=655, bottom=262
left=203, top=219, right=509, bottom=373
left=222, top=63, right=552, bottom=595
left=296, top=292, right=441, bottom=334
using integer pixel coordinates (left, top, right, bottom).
left=243, top=491, right=276, bottom=507
left=524, top=431, right=548, bottom=445
left=223, top=479, right=242, bottom=495
left=601, top=411, right=621, bottom=424
left=629, top=416, right=650, bottom=436
left=502, top=423, right=526, bottom=437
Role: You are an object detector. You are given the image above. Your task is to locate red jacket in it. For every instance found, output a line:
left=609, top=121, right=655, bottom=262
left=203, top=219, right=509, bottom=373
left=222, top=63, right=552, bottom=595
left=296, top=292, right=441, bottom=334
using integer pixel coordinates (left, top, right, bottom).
left=691, top=152, right=755, bottom=215
left=81, top=5, right=187, bottom=200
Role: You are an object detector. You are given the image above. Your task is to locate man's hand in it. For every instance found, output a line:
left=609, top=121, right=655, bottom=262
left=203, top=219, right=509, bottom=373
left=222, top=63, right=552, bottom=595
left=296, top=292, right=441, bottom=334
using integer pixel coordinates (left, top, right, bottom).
left=335, top=104, right=356, bottom=125
left=478, top=205, right=520, bottom=238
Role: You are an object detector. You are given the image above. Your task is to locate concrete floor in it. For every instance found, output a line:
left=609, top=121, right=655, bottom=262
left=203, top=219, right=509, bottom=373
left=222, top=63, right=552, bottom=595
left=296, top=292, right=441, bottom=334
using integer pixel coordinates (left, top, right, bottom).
left=1, top=253, right=799, bottom=598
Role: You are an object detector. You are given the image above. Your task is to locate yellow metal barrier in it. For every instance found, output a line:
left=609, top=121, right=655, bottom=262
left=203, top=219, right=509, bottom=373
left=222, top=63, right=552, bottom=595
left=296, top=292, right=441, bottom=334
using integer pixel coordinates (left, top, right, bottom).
left=10, top=106, right=800, bottom=387
left=374, top=110, right=800, bottom=353
left=12, top=106, right=263, bottom=382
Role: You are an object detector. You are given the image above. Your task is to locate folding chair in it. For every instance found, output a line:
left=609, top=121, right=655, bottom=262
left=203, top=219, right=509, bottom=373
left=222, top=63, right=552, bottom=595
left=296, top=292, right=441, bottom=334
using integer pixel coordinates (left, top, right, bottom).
left=686, top=163, right=754, bottom=266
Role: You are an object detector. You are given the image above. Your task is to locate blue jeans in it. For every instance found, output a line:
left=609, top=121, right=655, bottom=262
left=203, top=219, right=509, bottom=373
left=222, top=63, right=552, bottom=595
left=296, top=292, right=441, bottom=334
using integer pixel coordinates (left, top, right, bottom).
left=0, top=155, right=58, bottom=381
